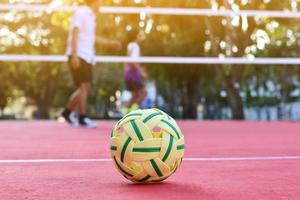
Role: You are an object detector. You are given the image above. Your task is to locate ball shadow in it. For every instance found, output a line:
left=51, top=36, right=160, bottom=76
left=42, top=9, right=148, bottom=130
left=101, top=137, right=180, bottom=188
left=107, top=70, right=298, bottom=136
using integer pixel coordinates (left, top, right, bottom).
left=111, top=181, right=216, bottom=200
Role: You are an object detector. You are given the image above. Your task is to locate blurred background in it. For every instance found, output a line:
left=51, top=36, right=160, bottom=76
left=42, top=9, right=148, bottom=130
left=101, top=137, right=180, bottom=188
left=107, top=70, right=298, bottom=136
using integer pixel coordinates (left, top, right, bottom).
left=0, top=0, right=300, bottom=120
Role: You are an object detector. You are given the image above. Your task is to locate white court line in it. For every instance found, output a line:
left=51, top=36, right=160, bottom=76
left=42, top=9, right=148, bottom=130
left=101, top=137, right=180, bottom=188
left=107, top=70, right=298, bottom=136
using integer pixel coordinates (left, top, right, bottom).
left=0, top=156, right=300, bottom=164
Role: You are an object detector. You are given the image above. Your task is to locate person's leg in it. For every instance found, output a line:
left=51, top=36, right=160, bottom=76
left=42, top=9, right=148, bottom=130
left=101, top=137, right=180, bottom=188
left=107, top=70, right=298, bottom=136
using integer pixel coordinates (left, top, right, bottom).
left=77, top=81, right=96, bottom=128
left=123, top=90, right=140, bottom=114
left=62, top=57, right=81, bottom=123
left=62, top=88, right=80, bottom=125
left=127, top=90, right=138, bottom=108
left=66, top=88, right=80, bottom=111
left=125, top=82, right=147, bottom=113
left=78, top=82, right=91, bottom=117
left=136, top=87, right=147, bottom=106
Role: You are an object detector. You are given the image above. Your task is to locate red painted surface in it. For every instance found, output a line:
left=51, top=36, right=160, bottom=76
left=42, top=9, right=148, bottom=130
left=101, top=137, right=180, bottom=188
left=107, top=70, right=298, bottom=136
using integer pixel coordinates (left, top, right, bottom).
left=0, top=121, right=300, bottom=199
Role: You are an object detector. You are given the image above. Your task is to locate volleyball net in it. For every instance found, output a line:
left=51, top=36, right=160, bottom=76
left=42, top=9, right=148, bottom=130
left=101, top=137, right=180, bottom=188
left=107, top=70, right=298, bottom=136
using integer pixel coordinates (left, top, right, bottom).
left=0, top=4, right=300, bottom=18
left=1, top=55, right=300, bottom=65
left=0, top=3, right=300, bottom=65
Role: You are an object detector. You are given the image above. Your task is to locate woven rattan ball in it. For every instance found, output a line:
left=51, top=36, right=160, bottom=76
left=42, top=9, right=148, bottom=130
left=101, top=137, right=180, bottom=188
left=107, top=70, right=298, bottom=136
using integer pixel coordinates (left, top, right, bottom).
left=110, top=108, right=184, bottom=183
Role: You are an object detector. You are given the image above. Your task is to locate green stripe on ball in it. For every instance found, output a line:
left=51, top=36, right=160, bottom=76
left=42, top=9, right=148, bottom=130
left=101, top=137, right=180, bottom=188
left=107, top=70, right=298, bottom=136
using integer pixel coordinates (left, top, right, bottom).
left=133, top=147, right=161, bottom=152
left=162, top=135, right=174, bottom=162
left=150, top=159, right=163, bottom=177
left=161, top=119, right=180, bottom=139
left=121, top=137, right=132, bottom=163
left=143, top=112, right=163, bottom=123
left=130, top=120, right=144, bottom=141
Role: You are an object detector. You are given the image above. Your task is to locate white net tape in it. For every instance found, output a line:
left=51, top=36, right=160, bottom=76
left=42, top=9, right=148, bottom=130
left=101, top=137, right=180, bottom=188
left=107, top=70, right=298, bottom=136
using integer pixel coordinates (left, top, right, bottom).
left=0, top=4, right=300, bottom=18
left=1, top=55, right=300, bottom=65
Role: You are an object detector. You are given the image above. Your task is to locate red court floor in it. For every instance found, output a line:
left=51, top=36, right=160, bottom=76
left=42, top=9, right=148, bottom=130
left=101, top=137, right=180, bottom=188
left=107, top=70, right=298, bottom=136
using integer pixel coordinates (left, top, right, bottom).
left=0, top=121, right=299, bottom=200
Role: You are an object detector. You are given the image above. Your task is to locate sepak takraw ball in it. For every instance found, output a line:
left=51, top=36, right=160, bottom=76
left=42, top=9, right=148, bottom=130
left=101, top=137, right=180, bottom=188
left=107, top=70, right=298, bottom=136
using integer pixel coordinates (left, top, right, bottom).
left=110, top=108, right=184, bottom=183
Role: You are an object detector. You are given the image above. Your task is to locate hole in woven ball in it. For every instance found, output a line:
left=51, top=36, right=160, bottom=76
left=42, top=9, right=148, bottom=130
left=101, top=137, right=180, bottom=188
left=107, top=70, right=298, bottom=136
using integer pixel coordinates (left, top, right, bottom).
left=153, top=126, right=161, bottom=132
left=152, top=127, right=162, bottom=138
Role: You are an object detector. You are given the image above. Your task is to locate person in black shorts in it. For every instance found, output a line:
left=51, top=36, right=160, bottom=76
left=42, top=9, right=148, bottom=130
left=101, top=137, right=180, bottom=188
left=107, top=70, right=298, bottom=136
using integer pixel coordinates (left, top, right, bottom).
left=68, top=58, right=92, bottom=88
left=62, top=0, right=121, bottom=128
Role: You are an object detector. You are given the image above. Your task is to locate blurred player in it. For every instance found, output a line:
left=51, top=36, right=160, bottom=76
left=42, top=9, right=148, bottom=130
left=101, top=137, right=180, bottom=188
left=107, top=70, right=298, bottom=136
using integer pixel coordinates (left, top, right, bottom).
left=62, top=0, right=121, bottom=128
left=123, top=29, right=148, bottom=114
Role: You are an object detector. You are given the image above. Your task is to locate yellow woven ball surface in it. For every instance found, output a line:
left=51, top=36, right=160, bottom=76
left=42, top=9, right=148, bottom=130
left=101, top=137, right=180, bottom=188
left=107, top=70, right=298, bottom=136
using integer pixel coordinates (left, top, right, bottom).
left=110, top=108, right=184, bottom=183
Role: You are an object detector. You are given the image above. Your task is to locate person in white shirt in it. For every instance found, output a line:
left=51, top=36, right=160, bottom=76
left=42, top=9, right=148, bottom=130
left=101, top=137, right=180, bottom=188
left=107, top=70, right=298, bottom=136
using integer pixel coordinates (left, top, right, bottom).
left=123, top=29, right=147, bottom=114
left=62, top=0, right=121, bottom=128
